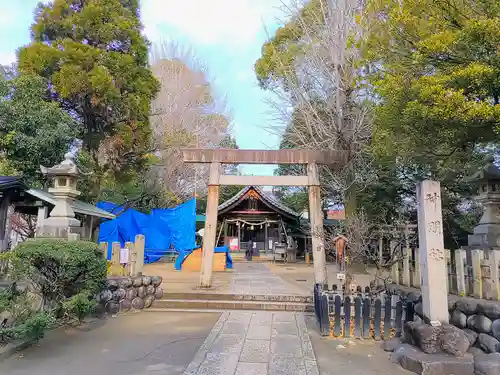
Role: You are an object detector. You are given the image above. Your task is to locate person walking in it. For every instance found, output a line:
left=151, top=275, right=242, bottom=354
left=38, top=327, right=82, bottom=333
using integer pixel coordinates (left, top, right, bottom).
left=246, top=239, right=253, bottom=261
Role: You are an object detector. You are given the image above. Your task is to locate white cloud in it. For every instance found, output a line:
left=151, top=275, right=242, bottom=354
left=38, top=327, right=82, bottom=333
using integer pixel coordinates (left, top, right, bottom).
left=141, top=0, right=284, bottom=46
left=0, top=52, right=16, bottom=66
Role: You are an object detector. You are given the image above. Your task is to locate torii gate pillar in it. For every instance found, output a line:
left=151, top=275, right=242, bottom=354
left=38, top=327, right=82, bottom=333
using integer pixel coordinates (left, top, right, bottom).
left=308, top=162, right=327, bottom=285
left=200, top=162, right=221, bottom=287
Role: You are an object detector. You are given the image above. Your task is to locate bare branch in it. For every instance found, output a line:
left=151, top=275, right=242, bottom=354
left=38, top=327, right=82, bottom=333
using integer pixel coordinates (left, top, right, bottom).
left=263, top=0, right=375, bottom=205
left=148, top=39, right=233, bottom=199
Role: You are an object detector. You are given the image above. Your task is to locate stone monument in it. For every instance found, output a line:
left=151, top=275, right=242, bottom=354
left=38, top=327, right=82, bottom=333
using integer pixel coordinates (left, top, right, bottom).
left=38, top=153, right=81, bottom=239
left=416, top=180, right=449, bottom=324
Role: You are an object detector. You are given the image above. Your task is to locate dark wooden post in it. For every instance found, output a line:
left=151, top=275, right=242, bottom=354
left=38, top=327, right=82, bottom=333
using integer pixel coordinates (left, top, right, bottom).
left=0, top=192, right=11, bottom=251
left=223, top=219, right=228, bottom=246
left=264, top=222, right=269, bottom=252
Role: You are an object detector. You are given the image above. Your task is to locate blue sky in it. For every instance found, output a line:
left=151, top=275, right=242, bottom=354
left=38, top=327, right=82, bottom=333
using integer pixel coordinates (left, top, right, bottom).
left=0, top=0, right=289, bottom=176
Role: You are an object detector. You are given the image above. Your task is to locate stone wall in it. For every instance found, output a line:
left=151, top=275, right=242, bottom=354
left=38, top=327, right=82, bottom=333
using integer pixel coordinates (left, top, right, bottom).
left=448, top=300, right=500, bottom=354
left=96, top=275, right=164, bottom=314
left=397, top=290, right=500, bottom=352
left=381, top=292, right=500, bottom=375
left=398, top=290, right=500, bottom=352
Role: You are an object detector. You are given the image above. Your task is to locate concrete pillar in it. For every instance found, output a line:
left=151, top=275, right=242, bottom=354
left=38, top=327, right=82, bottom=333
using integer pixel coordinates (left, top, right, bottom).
left=416, top=180, right=449, bottom=324
left=489, top=250, right=500, bottom=301
left=471, top=249, right=483, bottom=299
left=390, top=239, right=399, bottom=284
left=200, top=162, right=221, bottom=288
left=134, top=234, right=145, bottom=276
left=445, top=249, right=451, bottom=293
left=414, top=248, right=421, bottom=288
left=125, top=241, right=136, bottom=277
left=391, top=261, right=400, bottom=285
left=455, top=249, right=467, bottom=297
left=402, top=228, right=411, bottom=286
left=36, top=206, right=49, bottom=236
left=307, top=162, right=327, bottom=285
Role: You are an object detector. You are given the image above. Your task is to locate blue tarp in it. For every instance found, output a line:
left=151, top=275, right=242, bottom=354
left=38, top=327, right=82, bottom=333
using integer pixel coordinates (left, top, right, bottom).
left=97, top=199, right=197, bottom=263
left=174, top=246, right=233, bottom=270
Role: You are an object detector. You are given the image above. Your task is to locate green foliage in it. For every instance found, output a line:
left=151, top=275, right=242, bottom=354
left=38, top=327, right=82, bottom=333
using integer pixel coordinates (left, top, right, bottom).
left=256, top=0, right=494, bottom=245
left=362, top=0, right=500, bottom=161
left=280, top=189, right=309, bottom=214
left=14, top=239, right=107, bottom=320
left=62, top=292, right=96, bottom=322
left=357, top=0, right=500, bottom=244
left=0, top=282, right=56, bottom=344
left=0, top=310, right=55, bottom=344
left=0, top=71, right=77, bottom=186
left=254, top=0, right=323, bottom=89
left=18, top=0, right=160, bottom=196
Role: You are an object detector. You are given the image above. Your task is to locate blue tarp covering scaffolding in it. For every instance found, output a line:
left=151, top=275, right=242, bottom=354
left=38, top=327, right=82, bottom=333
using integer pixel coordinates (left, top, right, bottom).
left=97, top=199, right=197, bottom=263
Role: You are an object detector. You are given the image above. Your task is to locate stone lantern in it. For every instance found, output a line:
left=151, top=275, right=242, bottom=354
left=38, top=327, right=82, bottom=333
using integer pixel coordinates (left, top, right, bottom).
left=38, top=153, right=81, bottom=239
left=467, top=155, right=500, bottom=249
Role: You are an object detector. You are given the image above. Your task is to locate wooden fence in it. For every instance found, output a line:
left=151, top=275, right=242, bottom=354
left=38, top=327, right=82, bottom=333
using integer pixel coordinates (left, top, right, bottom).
left=314, top=283, right=416, bottom=339
left=391, top=247, right=500, bottom=301
left=99, top=234, right=145, bottom=277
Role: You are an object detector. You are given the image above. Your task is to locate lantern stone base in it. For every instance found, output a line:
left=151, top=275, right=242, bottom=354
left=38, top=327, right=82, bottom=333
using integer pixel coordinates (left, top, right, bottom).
left=37, top=217, right=81, bottom=239
left=468, top=233, right=500, bottom=248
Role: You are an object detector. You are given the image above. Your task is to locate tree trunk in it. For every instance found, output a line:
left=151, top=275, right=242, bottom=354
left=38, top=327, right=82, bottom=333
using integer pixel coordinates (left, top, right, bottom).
left=344, top=183, right=357, bottom=218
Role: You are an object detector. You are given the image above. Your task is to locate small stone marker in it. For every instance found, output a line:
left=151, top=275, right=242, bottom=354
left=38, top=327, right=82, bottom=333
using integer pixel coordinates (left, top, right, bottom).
left=416, top=180, right=449, bottom=324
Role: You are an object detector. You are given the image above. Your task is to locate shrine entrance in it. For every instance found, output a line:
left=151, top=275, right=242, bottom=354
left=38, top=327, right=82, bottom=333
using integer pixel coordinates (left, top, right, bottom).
left=182, top=148, right=346, bottom=288
left=217, top=185, right=302, bottom=257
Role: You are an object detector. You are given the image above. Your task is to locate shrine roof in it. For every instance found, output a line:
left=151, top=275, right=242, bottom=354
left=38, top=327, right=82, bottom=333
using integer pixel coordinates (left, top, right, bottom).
left=26, top=189, right=115, bottom=219
left=218, top=186, right=299, bottom=219
left=0, top=176, right=27, bottom=192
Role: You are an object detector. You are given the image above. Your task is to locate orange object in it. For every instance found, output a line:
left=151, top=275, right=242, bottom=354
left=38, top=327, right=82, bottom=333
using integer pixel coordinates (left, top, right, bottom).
left=334, top=236, right=347, bottom=264
left=181, top=248, right=227, bottom=272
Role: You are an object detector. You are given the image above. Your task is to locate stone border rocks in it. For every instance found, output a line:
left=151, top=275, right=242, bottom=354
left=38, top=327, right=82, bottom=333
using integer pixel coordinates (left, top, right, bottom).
left=96, top=275, right=163, bottom=315
left=383, top=291, right=500, bottom=374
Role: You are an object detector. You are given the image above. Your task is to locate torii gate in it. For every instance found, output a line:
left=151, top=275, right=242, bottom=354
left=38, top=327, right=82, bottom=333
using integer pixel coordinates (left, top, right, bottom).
left=182, top=148, right=347, bottom=288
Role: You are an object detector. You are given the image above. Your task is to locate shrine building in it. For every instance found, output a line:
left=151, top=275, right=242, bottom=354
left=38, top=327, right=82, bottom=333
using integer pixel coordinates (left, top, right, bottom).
left=216, top=186, right=306, bottom=254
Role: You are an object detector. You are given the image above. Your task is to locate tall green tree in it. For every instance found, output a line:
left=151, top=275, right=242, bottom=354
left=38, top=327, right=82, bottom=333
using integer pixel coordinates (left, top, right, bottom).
left=0, top=70, right=77, bottom=186
left=359, top=0, right=500, bottom=245
left=18, top=0, right=159, bottom=197
left=362, top=0, right=500, bottom=163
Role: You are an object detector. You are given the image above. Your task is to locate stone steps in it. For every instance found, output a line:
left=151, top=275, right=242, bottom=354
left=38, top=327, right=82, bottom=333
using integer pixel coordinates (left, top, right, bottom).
left=150, top=298, right=314, bottom=312
left=148, top=292, right=313, bottom=312
left=160, top=292, right=312, bottom=303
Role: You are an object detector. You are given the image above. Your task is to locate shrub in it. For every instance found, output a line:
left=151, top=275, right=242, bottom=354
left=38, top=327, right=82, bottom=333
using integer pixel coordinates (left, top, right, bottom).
left=14, top=239, right=107, bottom=321
left=0, top=284, right=56, bottom=344
left=0, top=310, right=55, bottom=344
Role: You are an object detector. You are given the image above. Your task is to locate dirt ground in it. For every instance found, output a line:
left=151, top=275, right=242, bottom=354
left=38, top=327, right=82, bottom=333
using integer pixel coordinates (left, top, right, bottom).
left=1, top=312, right=221, bottom=375
left=305, top=315, right=410, bottom=375
left=144, top=262, right=233, bottom=293
left=266, top=262, right=375, bottom=293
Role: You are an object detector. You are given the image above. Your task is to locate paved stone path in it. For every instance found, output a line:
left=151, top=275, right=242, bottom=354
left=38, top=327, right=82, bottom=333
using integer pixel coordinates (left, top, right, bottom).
left=228, top=263, right=308, bottom=295
left=183, top=311, right=319, bottom=375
